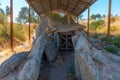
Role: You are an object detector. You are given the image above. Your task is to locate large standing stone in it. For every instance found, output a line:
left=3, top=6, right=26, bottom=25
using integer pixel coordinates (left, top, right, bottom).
left=74, top=31, right=120, bottom=80
left=18, top=36, right=46, bottom=80
left=44, top=40, right=58, bottom=62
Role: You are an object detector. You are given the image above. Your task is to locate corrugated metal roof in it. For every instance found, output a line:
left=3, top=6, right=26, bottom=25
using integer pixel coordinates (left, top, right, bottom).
left=26, top=0, right=96, bottom=16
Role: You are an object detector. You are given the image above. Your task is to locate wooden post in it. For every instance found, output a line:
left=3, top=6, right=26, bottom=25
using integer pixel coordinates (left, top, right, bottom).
left=67, top=13, right=71, bottom=24
left=107, top=0, right=112, bottom=43
left=87, top=6, right=90, bottom=37
left=10, top=0, right=13, bottom=51
left=28, top=5, right=31, bottom=42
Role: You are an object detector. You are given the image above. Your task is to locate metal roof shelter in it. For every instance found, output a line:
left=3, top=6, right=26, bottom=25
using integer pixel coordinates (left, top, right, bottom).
left=26, top=0, right=96, bottom=16
left=9, top=0, right=112, bottom=51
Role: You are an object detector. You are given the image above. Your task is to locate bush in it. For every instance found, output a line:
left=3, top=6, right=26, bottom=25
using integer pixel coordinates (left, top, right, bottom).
left=13, top=24, right=27, bottom=41
left=90, top=20, right=105, bottom=31
left=110, top=37, right=120, bottom=47
left=0, top=24, right=10, bottom=42
left=105, top=45, right=119, bottom=53
left=101, top=36, right=120, bottom=53
left=110, top=25, right=117, bottom=31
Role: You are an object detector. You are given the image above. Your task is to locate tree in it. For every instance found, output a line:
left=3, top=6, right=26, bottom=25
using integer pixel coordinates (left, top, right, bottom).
left=16, top=7, right=28, bottom=24
left=30, top=8, right=38, bottom=23
left=96, top=14, right=102, bottom=19
left=91, top=14, right=102, bottom=20
left=16, top=7, right=38, bottom=24
left=91, top=14, right=96, bottom=20
left=103, top=15, right=106, bottom=18
left=5, top=6, right=10, bottom=16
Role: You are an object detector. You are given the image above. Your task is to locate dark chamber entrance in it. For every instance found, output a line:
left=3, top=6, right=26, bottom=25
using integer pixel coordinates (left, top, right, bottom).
left=59, top=31, right=74, bottom=53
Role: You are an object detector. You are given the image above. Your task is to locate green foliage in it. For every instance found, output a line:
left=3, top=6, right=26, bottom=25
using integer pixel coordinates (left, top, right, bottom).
left=16, top=7, right=38, bottom=24
left=5, top=6, right=10, bottom=16
left=0, top=5, right=30, bottom=49
left=0, top=8, right=5, bottom=14
left=110, top=37, right=120, bottom=47
left=16, top=7, right=28, bottom=24
left=101, top=37, right=108, bottom=42
left=91, top=14, right=102, bottom=20
left=0, top=13, right=7, bottom=24
left=101, top=36, right=120, bottom=53
left=13, top=24, right=27, bottom=41
left=105, top=45, right=119, bottom=53
left=110, top=25, right=117, bottom=31
left=0, top=24, right=10, bottom=42
left=90, top=20, right=105, bottom=31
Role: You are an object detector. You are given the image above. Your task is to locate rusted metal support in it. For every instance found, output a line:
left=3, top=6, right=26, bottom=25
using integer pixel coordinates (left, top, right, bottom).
left=10, top=0, right=13, bottom=51
left=87, top=6, right=90, bottom=37
left=107, top=0, right=112, bottom=43
left=28, top=4, right=31, bottom=42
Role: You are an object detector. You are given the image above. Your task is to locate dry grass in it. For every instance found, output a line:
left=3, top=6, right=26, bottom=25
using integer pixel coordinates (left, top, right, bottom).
left=79, top=16, right=120, bottom=36
left=0, top=42, right=32, bottom=64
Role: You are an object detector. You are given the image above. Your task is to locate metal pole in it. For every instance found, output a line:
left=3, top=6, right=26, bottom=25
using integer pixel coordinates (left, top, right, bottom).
left=10, top=0, right=13, bottom=51
left=28, top=5, right=31, bottom=42
left=107, top=0, right=112, bottom=43
left=87, top=6, right=90, bottom=37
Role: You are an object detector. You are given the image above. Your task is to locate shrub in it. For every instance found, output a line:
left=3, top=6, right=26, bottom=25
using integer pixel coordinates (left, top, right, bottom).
left=13, top=24, right=27, bottom=41
left=110, top=25, right=117, bottom=31
left=90, top=20, right=105, bottom=31
left=110, top=37, right=120, bottom=47
left=105, top=45, right=119, bottom=53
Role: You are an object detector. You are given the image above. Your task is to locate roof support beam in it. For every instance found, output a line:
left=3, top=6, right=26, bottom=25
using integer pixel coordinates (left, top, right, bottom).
left=107, top=0, right=112, bottom=43
left=65, top=0, right=70, bottom=11
left=71, top=0, right=80, bottom=12
left=71, top=0, right=90, bottom=5
left=10, top=0, right=13, bottom=51
left=49, top=0, right=52, bottom=10
left=77, top=0, right=96, bottom=16
left=27, top=0, right=39, bottom=16
left=57, top=0, right=59, bottom=8
left=39, top=0, right=46, bottom=13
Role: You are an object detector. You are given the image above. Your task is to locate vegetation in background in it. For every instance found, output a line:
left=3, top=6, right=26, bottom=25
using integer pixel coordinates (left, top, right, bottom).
left=16, top=7, right=38, bottom=24
left=90, top=14, right=103, bottom=20
left=90, top=20, right=105, bottom=31
left=0, top=5, right=37, bottom=50
left=101, top=36, right=120, bottom=53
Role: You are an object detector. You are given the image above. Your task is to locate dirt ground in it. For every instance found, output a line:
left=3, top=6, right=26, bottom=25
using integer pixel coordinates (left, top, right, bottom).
left=38, top=52, right=81, bottom=80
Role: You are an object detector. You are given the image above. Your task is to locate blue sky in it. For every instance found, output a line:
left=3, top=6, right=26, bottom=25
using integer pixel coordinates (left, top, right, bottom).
left=0, top=0, right=120, bottom=21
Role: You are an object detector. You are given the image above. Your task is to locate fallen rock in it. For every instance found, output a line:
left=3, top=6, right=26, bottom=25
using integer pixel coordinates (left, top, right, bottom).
left=0, top=52, right=29, bottom=79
